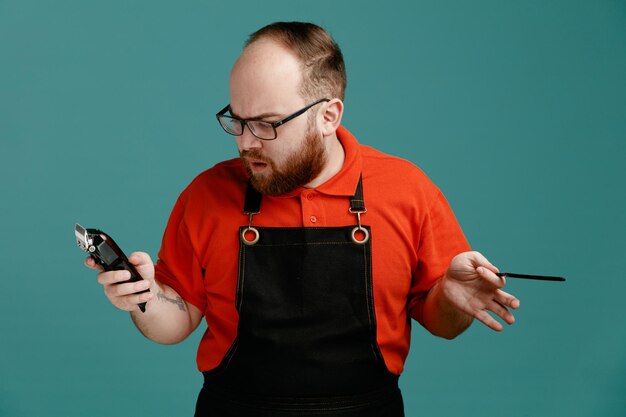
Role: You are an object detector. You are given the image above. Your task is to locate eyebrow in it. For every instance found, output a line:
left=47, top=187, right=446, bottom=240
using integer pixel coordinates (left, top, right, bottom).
left=229, top=107, right=282, bottom=121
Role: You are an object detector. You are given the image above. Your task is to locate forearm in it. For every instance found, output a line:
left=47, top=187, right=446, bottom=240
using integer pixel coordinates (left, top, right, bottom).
left=130, top=280, right=202, bottom=344
left=421, top=276, right=473, bottom=340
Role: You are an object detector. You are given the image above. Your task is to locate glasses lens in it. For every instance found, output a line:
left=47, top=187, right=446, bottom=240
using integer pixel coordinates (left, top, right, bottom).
left=248, top=121, right=276, bottom=140
left=218, top=116, right=243, bottom=135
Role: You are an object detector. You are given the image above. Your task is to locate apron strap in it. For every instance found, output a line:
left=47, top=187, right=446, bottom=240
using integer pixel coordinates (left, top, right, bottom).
left=349, top=175, right=365, bottom=212
left=243, top=180, right=262, bottom=214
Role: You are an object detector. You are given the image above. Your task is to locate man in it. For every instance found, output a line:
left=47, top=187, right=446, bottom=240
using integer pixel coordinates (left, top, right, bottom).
left=86, top=22, right=520, bottom=417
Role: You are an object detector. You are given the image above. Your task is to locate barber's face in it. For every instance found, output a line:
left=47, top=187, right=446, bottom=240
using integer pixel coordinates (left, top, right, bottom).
left=229, top=40, right=326, bottom=195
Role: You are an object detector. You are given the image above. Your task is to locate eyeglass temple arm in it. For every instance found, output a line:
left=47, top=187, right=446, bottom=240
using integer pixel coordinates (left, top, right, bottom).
left=272, top=98, right=330, bottom=128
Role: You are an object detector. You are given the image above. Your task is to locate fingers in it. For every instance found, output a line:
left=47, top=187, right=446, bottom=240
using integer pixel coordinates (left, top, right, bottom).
left=128, top=251, right=153, bottom=268
left=96, top=269, right=155, bottom=311
left=476, top=264, right=521, bottom=310
left=84, top=256, right=104, bottom=271
left=487, top=300, right=515, bottom=325
left=125, top=290, right=154, bottom=310
left=473, top=302, right=513, bottom=331
left=447, top=251, right=500, bottom=282
left=448, top=251, right=524, bottom=333
left=473, top=291, right=520, bottom=330
left=468, top=251, right=500, bottom=275
left=476, top=265, right=506, bottom=289
left=96, top=269, right=133, bottom=286
left=107, top=278, right=154, bottom=311
left=108, top=289, right=153, bottom=312
left=495, top=289, right=520, bottom=310
left=86, top=252, right=152, bottom=272
left=103, top=275, right=151, bottom=297
left=474, top=309, right=504, bottom=332
left=107, top=280, right=153, bottom=306
left=85, top=250, right=156, bottom=311
left=127, top=252, right=155, bottom=281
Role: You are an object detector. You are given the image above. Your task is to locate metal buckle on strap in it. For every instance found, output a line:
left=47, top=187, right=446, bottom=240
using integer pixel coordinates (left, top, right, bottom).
left=348, top=208, right=369, bottom=244
left=242, top=212, right=260, bottom=246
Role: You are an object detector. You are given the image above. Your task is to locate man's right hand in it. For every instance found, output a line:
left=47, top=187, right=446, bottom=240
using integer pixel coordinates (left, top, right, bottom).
left=85, top=251, right=155, bottom=312
left=84, top=251, right=203, bottom=344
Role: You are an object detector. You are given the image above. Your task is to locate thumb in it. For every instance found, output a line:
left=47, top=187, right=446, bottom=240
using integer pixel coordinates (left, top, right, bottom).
left=128, top=251, right=153, bottom=267
left=84, top=256, right=104, bottom=271
left=127, top=251, right=155, bottom=281
left=469, top=251, right=500, bottom=274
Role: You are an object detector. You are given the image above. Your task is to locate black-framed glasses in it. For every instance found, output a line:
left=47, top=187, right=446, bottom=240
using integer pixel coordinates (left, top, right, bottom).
left=216, top=98, right=330, bottom=140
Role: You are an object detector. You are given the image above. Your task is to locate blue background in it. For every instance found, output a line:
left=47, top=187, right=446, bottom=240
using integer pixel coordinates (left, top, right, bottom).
left=1, top=1, right=625, bottom=416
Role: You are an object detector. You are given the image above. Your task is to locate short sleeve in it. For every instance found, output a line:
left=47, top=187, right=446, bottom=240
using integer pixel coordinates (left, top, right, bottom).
left=155, top=193, right=207, bottom=312
left=407, top=190, right=471, bottom=325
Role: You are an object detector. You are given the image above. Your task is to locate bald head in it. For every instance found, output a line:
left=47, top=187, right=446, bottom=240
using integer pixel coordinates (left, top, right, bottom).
left=240, top=22, right=346, bottom=102
left=230, top=39, right=304, bottom=121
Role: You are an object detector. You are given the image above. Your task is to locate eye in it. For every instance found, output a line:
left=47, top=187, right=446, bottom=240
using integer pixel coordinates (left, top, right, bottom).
left=219, top=116, right=243, bottom=135
left=248, top=121, right=275, bottom=139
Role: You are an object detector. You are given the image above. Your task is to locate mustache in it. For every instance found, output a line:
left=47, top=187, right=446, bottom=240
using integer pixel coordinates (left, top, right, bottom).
left=240, top=149, right=271, bottom=163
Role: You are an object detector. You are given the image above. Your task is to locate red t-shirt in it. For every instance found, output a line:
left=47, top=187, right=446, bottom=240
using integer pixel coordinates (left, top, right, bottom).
left=155, top=126, right=470, bottom=374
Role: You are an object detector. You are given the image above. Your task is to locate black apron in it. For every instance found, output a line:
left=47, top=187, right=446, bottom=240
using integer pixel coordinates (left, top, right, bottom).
left=195, top=178, right=404, bottom=416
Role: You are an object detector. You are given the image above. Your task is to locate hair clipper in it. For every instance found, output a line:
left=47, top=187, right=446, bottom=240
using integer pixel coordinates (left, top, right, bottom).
left=75, top=223, right=148, bottom=312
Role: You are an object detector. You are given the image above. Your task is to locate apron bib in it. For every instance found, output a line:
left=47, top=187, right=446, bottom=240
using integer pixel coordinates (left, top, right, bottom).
left=195, top=178, right=404, bottom=416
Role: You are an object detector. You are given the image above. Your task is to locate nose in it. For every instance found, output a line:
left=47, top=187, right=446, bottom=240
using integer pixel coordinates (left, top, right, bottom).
left=236, top=127, right=262, bottom=152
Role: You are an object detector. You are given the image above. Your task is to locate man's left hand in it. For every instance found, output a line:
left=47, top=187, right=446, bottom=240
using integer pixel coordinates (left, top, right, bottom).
left=441, top=251, right=520, bottom=331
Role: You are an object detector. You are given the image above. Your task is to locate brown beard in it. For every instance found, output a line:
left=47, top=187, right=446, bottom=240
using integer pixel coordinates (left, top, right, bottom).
left=240, top=125, right=327, bottom=196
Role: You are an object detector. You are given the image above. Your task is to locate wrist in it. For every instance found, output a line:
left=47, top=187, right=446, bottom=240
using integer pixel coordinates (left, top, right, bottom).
left=423, top=276, right=473, bottom=339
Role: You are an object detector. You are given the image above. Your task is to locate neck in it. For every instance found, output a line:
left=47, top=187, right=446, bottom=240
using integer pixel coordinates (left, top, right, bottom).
left=305, top=133, right=345, bottom=189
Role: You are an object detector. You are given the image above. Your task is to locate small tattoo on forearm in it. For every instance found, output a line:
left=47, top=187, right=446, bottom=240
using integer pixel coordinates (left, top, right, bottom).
left=156, top=291, right=187, bottom=312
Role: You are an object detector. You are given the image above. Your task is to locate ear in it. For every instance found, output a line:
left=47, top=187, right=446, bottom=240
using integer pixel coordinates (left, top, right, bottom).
left=319, top=99, right=344, bottom=137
